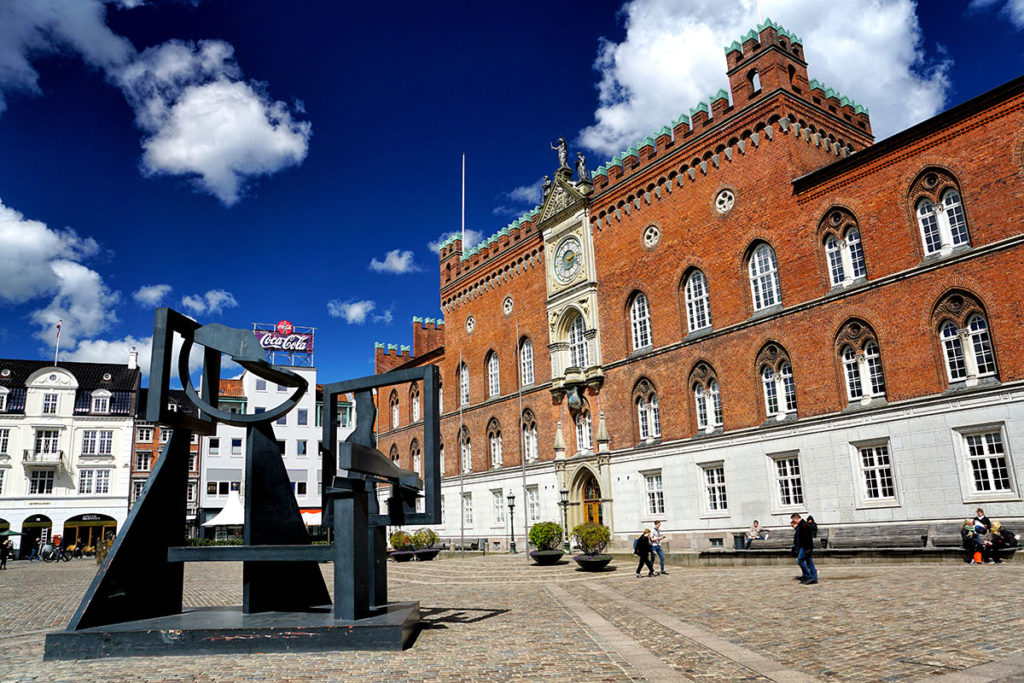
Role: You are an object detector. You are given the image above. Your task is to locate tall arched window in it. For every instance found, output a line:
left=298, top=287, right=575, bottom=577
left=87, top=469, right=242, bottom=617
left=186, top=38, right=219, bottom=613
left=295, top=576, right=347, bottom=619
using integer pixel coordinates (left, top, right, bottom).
left=757, top=343, right=797, bottom=420
left=748, top=68, right=761, bottom=94
left=835, top=319, right=886, bottom=403
left=410, top=384, right=421, bottom=422
left=389, top=444, right=399, bottom=464
left=933, top=291, right=997, bottom=385
left=486, top=351, right=500, bottom=398
left=389, top=390, right=399, bottom=429
left=748, top=243, right=781, bottom=310
left=410, top=439, right=421, bottom=475
left=519, top=337, right=535, bottom=386
left=689, top=362, right=722, bottom=433
left=568, top=314, right=589, bottom=368
left=521, top=410, right=538, bottom=463
left=684, top=270, right=711, bottom=332
left=458, top=362, right=469, bottom=406
left=438, top=378, right=444, bottom=414
left=460, top=426, right=471, bottom=473
left=630, top=292, right=652, bottom=350
left=633, top=378, right=661, bottom=442
left=575, top=411, right=593, bottom=453
left=820, top=209, right=867, bottom=288
left=439, top=442, right=445, bottom=476
left=487, top=418, right=502, bottom=469
left=911, top=169, right=971, bottom=256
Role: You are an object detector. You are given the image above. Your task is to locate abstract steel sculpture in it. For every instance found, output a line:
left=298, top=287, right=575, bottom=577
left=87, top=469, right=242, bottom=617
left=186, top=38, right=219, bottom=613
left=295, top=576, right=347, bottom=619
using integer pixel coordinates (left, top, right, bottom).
left=45, top=309, right=440, bottom=659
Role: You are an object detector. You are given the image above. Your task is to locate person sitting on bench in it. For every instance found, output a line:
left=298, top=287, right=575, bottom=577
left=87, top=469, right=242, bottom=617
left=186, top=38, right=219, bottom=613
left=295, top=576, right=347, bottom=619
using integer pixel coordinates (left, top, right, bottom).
left=744, top=520, right=769, bottom=549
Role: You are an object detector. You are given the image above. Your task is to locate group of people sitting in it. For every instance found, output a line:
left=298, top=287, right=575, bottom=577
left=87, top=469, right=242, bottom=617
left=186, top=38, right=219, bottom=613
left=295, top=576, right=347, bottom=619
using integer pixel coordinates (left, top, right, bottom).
left=962, top=508, right=1017, bottom=564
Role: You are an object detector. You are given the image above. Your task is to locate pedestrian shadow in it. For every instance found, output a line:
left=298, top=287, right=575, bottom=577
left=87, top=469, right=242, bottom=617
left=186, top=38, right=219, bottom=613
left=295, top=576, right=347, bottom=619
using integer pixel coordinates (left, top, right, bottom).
left=407, top=606, right=509, bottom=647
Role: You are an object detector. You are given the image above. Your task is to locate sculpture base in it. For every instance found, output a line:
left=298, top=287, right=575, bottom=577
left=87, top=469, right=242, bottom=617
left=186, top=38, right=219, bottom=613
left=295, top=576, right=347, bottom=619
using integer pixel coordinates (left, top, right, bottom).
left=43, top=601, right=419, bottom=660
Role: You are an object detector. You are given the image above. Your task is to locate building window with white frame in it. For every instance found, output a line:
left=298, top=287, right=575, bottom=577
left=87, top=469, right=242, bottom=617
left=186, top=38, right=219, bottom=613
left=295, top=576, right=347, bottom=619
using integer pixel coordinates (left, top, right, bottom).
left=757, top=343, right=797, bottom=421
left=701, top=464, right=727, bottom=512
left=91, top=393, right=110, bottom=414
left=487, top=419, right=502, bottom=469
left=460, top=427, right=471, bottom=473
left=630, top=292, right=652, bottom=350
left=35, top=429, right=59, bottom=454
left=821, top=208, right=868, bottom=289
left=410, top=439, right=421, bottom=474
left=0, top=428, right=9, bottom=455
left=575, top=411, right=592, bottom=453
left=132, top=480, right=145, bottom=501
left=519, top=338, right=534, bottom=386
left=964, top=430, right=1013, bottom=494
left=30, top=470, right=54, bottom=495
left=42, top=393, right=58, bottom=415
left=940, top=314, right=996, bottom=384
left=748, top=243, right=781, bottom=311
left=487, top=352, right=500, bottom=397
left=859, top=444, right=896, bottom=500
left=838, top=322, right=887, bottom=403
left=527, top=486, right=539, bottom=523
left=684, top=270, right=711, bottom=332
left=492, top=490, right=505, bottom=525
left=644, top=472, right=664, bottom=516
left=633, top=378, right=661, bottom=441
left=459, top=362, right=470, bottom=406
left=411, top=385, right=420, bottom=422
left=568, top=315, right=589, bottom=368
left=916, top=189, right=969, bottom=256
left=462, top=493, right=473, bottom=526
left=231, top=438, right=242, bottom=455
left=137, top=426, right=153, bottom=442
left=389, top=391, right=399, bottom=429
left=773, top=455, right=804, bottom=507
left=439, top=443, right=445, bottom=476
left=208, top=437, right=219, bottom=455
left=159, top=428, right=172, bottom=444
left=522, top=410, right=538, bottom=463
left=135, top=451, right=152, bottom=472
left=0, top=388, right=7, bottom=412
left=83, top=430, right=114, bottom=456
left=0, top=469, right=6, bottom=493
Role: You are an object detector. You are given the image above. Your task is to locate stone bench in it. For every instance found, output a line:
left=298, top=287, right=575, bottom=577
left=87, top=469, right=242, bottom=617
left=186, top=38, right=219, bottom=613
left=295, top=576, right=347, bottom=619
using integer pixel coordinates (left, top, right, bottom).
left=745, top=528, right=829, bottom=550
left=828, top=525, right=929, bottom=549
left=929, top=529, right=1018, bottom=560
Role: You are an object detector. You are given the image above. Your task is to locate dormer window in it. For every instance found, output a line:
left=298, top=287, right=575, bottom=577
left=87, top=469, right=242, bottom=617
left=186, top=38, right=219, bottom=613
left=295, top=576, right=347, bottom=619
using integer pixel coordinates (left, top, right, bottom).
left=0, top=388, right=7, bottom=412
left=42, top=393, right=58, bottom=415
left=91, top=390, right=112, bottom=414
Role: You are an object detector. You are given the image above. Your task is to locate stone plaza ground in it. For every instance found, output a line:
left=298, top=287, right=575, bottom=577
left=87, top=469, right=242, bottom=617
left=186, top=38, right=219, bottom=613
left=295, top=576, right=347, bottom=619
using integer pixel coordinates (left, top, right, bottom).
left=0, top=554, right=1022, bottom=682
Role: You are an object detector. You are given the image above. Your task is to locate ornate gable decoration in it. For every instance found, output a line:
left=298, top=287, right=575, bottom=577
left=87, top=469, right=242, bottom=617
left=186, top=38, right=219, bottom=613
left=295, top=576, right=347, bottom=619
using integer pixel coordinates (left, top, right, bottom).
left=539, top=174, right=586, bottom=224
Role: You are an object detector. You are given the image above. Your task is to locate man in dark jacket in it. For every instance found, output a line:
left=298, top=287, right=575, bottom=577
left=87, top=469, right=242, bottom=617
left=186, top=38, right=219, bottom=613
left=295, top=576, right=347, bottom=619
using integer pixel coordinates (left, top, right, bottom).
left=791, top=513, right=818, bottom=585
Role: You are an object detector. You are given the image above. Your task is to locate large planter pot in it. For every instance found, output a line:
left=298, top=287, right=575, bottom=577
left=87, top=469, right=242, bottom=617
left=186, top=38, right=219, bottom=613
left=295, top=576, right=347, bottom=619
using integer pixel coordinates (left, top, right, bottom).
left=414, top=548, right=441, bottom=561
left=529, top=550, right=564, bottom=566
left=573, top=554, right=613, bottom=571
left=390, top=550, right=415, bottom=562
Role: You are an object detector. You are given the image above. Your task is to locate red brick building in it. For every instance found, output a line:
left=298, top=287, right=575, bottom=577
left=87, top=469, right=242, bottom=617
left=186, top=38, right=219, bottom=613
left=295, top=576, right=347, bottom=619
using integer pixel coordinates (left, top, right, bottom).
left=376, top=20, right=1024, bottom=550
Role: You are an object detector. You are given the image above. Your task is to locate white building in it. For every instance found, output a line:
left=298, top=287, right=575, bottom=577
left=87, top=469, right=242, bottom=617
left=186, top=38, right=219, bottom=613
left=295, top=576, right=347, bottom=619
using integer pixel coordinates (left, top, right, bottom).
left=0, top=355, right=140, bottom=557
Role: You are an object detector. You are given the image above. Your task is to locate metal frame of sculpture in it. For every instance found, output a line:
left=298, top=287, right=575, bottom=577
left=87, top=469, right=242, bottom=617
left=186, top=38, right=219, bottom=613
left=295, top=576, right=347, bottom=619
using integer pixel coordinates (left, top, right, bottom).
left=44, top=309, right=439, bottom=659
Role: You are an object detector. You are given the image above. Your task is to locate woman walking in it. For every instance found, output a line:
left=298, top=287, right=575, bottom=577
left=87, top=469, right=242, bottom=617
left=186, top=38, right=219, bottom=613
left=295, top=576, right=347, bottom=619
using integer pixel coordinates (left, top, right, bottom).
left=634, top=529, right=656, bottom=578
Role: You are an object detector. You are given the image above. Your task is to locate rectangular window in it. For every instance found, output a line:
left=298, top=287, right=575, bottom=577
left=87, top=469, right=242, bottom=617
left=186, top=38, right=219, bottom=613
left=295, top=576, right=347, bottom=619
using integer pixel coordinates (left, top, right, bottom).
left=527, top=486, right=540, bottom=523
left=0, top=392, right=6, bottom=411
left=0, top=469, right=5, bottom=494
left=78, top=469, right=94, bottom=494
left=159, top=429, right=171, bottom=444
left=860, top=445, right=896, bottom=500
left=187, top=482, right=197, bottom=502
left=136, top=426, right=153, bottom=442
left=278, top=383, right=288, bottom=393
left=95, top=469, right=110, bottom=494
left=92, top=396, right=109, bottom=413
left=297, top=440, right=307, bottom=456
left=965, top=431, right=1012, bottom=493
left=189, top=452, right=198, bottom=472
left=256, top=379, right=267, bottom=391
left=276, top=413, right=287, bottom=426
left=297, top=409, right=308, bottom=426
left=492, top=490, right=505, bottom=525
left=339, top=404, right=352, bottom=428
left=644, top=472, right=665, bottom=516
left=30, top=470, right=54, bottom=495
left=207, top=482, right=217, bottom=495
left=209, top=437, right=220, bottom=455
left=702, top=464, right=727, bottom=512
left=133, top=480, right=145, bottom=500
left=231, top=438, right=242, bottom=455
left=462, top=493, right=473, bottom=526
left=42, top=393, right=58, bottom=414
left=82, top=430, right=97, bottom=455
left=219, top=481, right=230, bottom=495
left=0, top=428, right=8, bottom=454
left=254, top=407, right=266, bottom=414
left=296, top=482, right=307, bottom=496
left=135, top=451, right=152, bottom=472
left=35, top=429, right=59, bottom=454
left=276, top=440, right=286, bottom=455
left=774, top=456, right=804, bottom=507
left=98, top=430, right=113, bottom=455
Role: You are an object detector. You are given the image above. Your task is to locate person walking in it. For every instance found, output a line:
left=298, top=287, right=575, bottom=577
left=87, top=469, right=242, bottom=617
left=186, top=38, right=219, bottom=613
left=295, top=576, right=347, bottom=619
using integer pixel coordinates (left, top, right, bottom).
left=0, top=539, right=10, bottom=570
left=791, top=513, right=818, bottom=585
left=634, top=529, right=656, bottom=578
left=650, top=520, right=667, bottom=575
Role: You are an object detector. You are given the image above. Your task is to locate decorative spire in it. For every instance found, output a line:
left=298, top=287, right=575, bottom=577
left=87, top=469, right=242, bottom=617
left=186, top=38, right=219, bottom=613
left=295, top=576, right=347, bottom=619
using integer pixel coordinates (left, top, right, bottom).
left=596, top=411, right=609, bottom=453
left=554, top=421, right=566, bottom=460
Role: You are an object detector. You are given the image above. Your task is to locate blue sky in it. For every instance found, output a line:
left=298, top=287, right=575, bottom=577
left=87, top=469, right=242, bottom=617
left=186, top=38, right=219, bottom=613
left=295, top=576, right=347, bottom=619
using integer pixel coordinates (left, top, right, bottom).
left=0, top=0, right=1022, bottom=386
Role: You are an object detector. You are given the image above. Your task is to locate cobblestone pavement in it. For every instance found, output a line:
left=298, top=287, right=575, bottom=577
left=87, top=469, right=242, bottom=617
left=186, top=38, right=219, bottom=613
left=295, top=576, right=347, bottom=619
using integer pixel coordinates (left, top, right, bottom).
left=0, top=555, right=1022, bottom=682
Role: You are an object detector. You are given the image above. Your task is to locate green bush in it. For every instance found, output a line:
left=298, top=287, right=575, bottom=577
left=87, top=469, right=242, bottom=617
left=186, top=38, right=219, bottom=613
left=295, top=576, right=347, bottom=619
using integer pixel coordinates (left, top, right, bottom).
left=529, top=521, right=563, bottom=551
left=572, top=523, right=611, bottom=555
left=390, top=530, right=415, bottom=551
left=412, top=528, right=439, bottom=550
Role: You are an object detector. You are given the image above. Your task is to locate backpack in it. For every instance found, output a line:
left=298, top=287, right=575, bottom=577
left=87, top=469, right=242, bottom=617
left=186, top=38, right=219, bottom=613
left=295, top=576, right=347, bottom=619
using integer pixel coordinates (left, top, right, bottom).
left=633, top=536, right=639, bottom=554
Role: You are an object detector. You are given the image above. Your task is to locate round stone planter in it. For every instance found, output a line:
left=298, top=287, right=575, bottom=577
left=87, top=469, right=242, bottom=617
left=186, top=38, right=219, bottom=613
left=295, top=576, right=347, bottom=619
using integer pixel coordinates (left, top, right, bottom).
left=390, top=550, right=415, bottom=562
left=573, top=554, right=613, bottom=571
left=414, top=548, right=441, bottom=561
left=529, top=550, right=564, bottom=566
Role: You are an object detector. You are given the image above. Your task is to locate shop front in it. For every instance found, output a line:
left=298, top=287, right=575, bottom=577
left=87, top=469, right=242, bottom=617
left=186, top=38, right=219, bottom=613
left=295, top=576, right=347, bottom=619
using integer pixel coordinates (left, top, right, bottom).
left=20, top=515, right=52, bottom=559
left=63, top=514, right=117, bottom=552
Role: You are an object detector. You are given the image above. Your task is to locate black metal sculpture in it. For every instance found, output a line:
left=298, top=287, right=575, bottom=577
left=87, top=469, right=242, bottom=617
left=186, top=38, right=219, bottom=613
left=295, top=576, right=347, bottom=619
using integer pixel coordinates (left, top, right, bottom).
left=44, top=309, right=440, bottom=659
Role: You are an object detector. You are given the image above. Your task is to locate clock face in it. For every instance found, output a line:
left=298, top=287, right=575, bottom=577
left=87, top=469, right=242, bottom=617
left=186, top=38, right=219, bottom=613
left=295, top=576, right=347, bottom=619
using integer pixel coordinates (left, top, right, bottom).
left=555, top=237, right=583, bottom=283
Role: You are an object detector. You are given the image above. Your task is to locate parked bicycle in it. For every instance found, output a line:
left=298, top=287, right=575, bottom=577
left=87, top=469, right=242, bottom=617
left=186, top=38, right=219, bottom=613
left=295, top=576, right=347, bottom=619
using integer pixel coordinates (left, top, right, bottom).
left=41, top=544, right=71, bottom=563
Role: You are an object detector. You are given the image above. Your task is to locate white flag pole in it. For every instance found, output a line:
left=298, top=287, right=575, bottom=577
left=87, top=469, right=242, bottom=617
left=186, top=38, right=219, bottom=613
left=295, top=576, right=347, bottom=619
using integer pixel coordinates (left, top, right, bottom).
left=461, top=154, right=466, bottom=245
left=54, top=320, right=62, bottom=365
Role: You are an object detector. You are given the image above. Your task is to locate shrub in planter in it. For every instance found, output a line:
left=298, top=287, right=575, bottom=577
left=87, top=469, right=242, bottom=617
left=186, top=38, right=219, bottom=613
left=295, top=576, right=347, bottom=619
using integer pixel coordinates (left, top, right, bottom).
left=528, top=521, right=564, bottom=565
left=389, top=530, right=415, bottom=562
left=571, top=523, right=613, bottom=571
left=412, top=528, right=441, bottom=561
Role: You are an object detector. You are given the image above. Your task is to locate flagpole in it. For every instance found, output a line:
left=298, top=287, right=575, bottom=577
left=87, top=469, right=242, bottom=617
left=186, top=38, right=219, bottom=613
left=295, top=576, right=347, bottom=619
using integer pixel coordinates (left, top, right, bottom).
left=54, top=320, right=62, bottom=365
left=458, top=349, right=465, bottom=557
left=516, top=320, right=529, bottom=561
left=461, top=154, right=466, bottom=245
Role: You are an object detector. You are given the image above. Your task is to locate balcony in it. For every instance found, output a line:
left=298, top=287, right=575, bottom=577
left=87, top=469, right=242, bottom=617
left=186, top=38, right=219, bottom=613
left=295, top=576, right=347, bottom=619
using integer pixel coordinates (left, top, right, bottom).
left=23, top=449, right=64, bottom=467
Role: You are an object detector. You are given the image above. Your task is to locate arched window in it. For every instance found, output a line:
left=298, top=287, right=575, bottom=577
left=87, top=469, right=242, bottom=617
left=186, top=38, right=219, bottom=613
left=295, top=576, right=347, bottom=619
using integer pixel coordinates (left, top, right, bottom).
left=846, top=229, right=866, bottom=279
left=748, top=69, right=761, bottom=94
left=835, top=319, right=886, bottom=402
left=521, top=410, right=538, bottom=463
left=630, top=292, right=652, bottom=350
left=757, top=343, right=797, bottom=420
left=689, top=362, right=722, bottom=433
left=389, top=391, right=399, bottom=429
left=458, top=362, right=469, bottom=406
left=568, top=314, right=589, bottom=368
left=748, top=243, right=781, bottom=310
left=389, top=444, right=399, bottom=464
left=410, top=384, right=421, bottom=422
left=519, top=337, right=535, bottom=386
left=460, top=426, right=471, bottom=473
left=911, top=170, right=971, bottom=256
left=410, top=439, right=421, bottom=475
left=575, top=411, right=593, bottom=453
left=684, top=270, right=711, bottom=332
left=439, top=442, right=445, bottom=477
left=487, top=418, right=502, bottom=469
left=486, top=351, right=500, bottom=398
left=825, top=235, right=844, bottom=286
left=438, top=378, right=444, bottom=414
left=633, top=378, right=661, bottom=441
left=933, top=291, right=997, bottom=385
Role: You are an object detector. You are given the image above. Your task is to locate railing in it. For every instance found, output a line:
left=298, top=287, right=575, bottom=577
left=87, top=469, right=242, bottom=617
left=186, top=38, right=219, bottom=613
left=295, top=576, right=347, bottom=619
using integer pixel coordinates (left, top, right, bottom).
left=23, top=449, right=64, bottom=465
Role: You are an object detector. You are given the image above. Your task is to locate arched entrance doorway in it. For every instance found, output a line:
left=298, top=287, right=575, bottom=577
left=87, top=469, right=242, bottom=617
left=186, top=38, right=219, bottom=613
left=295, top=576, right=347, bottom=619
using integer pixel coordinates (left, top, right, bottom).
left=581, top=473, right=603, bottom=526
left=0, top=518, right=9, bottom=533
left=20, top=515, right=52, bottom=559
left=63, top=514, right=117, bottom=551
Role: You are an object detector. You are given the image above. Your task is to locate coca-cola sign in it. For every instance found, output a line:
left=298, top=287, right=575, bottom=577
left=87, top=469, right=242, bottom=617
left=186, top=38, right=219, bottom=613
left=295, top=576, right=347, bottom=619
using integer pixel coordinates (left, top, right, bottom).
left=254, top=330, right=314, bottom=353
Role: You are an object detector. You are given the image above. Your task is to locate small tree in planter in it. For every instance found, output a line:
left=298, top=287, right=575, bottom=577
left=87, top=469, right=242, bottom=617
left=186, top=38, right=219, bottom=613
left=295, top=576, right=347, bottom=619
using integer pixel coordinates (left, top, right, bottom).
left=389, top=530, right=415, bottom=562
left=528, top=521, right=564, bottom=565
left=412, top=528, right=441, bottom=561
left=571, top=523, right=613, bottom=571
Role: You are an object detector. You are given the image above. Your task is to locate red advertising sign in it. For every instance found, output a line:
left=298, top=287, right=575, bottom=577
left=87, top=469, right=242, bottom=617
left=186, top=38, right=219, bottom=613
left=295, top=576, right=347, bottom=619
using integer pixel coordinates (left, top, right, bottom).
left=276, top=320, right=293, bottom=335
left=254, top=329, right=314, bottom=353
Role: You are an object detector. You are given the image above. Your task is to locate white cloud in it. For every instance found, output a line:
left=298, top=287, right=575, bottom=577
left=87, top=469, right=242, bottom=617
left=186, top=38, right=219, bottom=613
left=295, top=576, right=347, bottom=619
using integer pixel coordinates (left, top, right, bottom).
left=180, top=289, right=238, bottom=315
left=428, top=228, right=484, bottom=252
left=579, top=0, right=951, bottom=156
left=369, top=249, right=421, bottom=274
left=327, top=299, right=377, bottom=324
left=494, top=178, right=545, bottom=216
left=0, top=197, right=117, bottom=347
left=970, top=0, right=1024, bottom=28
left=373, top=307, right=394, bottom=324
left=132, top=283, right=172, bottom=306
left=0, top=4, right=310, bottom=204
left=66, top=331, right=237, bottom=380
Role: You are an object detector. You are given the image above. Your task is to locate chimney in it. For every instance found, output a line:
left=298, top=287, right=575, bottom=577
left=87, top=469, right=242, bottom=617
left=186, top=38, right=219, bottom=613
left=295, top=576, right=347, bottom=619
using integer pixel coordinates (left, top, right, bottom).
left=128, top=346, right=138, bottom=370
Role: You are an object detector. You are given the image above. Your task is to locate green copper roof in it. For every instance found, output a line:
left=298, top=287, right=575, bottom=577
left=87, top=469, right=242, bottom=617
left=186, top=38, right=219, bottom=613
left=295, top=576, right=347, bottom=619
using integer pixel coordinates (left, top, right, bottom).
left=639, top=136, right=655, bottom=150
left=729, top=18, right=803, bottom=50
left=710, top=88, right=729, bottom=104
left=690, top=101, right=710, bottom=117
left=808, top=78, right=867, bottom=113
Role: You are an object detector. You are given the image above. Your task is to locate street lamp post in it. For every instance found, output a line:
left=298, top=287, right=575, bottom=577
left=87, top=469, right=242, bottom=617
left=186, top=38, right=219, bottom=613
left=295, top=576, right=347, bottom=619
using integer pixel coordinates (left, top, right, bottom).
left=559, top=488, right=570, bottom=553
left=507, top=491, right=516, bottom=553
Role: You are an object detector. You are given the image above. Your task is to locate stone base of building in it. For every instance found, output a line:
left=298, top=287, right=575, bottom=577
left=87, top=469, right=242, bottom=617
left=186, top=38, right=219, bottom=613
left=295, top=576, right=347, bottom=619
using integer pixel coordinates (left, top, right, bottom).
left=43, top=601, right=420, bottom=660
